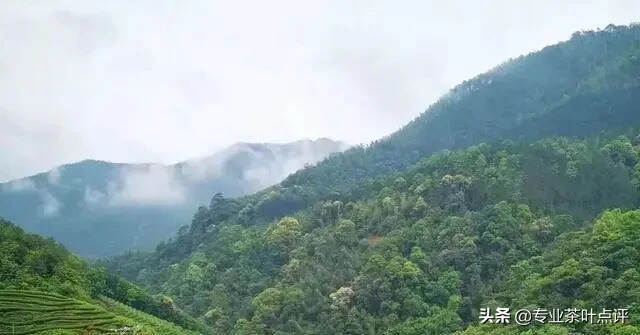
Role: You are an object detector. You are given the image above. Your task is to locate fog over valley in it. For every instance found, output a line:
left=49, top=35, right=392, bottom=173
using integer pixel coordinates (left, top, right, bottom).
left=0, top=138, right=346, bottom=257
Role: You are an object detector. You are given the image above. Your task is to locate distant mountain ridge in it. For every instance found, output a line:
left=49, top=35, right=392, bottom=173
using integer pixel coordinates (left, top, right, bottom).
left=0, top=138, right=347, bottom=258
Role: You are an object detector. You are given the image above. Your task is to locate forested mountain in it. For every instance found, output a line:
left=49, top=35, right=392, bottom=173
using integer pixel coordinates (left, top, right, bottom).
left=0, top=218, right=211, bottom=334
left=104, top=132, right=640, bottom=335
left=102, top=25, right=640, bottom=334
left=0, top=138, right=346, bottom=258
left=282, top=23, right=640, bottom=207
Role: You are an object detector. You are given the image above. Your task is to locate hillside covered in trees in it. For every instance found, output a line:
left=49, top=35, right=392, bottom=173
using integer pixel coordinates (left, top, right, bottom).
left=100, top=25, right=640, bottom=334
left=273, top=23, right=640, bottom=218
left=0, top=219, right=211, bottom=334
left=105, top=131, right=640, bottom=335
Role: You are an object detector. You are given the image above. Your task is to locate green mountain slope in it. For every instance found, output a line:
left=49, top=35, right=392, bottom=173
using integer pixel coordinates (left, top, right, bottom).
left=0, top=138, right=346, bottom=258
left=0, top=289, right=204, bottom=335
left=107, top=131, right=640, bottom=334
left=103, top=25, right=640, bottom=334
left=281, top=24, right=640, bottom=212
left=0, top=289, right=125, bottom=335
left=0, top=219, right=209, bottom=334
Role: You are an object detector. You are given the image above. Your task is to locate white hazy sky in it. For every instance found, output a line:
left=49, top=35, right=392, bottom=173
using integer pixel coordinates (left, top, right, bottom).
left=1, top=0, right=638, bottom=182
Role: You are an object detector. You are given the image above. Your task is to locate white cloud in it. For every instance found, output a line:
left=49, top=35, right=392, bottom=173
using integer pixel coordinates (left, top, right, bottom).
left=242, top=140, right=350, bottom=190
left=1, top=175, right=63, bottom=216
left=40, top=189, right=61, bottom=217
left=84, top=187, right=107, bottom=206
left=3, top=178, right=36, bottom=192
left=77, top=139, right=345, bottom=206
left=107, top=165, right=186, bottom=206
left=47, top=166, right=64, bottom=184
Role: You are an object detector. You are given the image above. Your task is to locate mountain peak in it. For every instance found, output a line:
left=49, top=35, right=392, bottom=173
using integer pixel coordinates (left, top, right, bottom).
left=0, top=137, right=347, bottom=257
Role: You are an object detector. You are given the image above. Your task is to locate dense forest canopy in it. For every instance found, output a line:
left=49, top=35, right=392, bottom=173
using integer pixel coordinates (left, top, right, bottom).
left=105, top=130, right=640, bottom=335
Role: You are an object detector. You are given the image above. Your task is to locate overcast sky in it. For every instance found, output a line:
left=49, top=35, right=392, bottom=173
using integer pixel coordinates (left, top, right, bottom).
left=0, top=1, right=638, bottom=182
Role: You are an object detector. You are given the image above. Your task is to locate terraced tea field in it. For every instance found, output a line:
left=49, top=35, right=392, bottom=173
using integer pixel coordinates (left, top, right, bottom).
left=0, top=290, right=126, bottom=334
left=97, top=297, right=202, bottom=335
